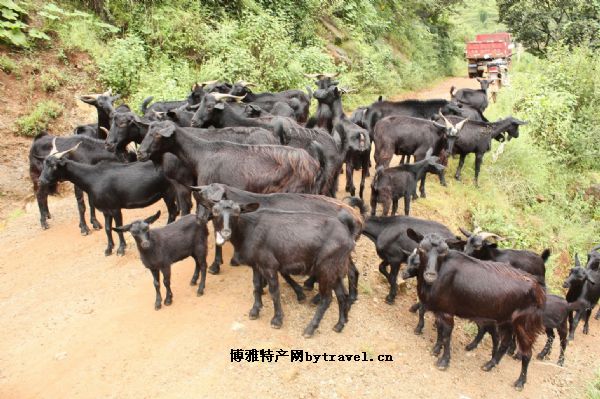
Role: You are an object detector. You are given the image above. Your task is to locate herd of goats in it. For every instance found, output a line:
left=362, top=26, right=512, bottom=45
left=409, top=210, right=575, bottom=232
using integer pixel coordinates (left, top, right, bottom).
left=27, top=73, right=600, bottom=390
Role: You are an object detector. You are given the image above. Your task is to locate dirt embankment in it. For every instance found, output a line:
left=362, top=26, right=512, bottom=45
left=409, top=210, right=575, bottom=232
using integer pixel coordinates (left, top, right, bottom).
left=1, top=77, right=598, bottom=399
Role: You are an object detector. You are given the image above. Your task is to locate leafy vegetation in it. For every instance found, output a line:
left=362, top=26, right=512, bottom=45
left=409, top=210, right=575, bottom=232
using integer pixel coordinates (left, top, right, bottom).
left=498, top=0, right=600, bottom=56
left=0, top=54, right=18, bottom=74
left=15, top=100, right=63, bottom=137
left=0, top=0, right=49, bottom=47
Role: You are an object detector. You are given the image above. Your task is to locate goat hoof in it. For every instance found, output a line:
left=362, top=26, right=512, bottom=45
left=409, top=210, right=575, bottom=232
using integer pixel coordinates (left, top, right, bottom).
left=92, top=221, right=102, bottom=230
left=465, top=343, right=477, bottom=351
left=208, top=265, right=220, bottom=275
left=557, top=359, right=564, bottom=367
left=190, top=279, right=197, bottom=286
left=432, top=347, right=442, bottom=356
left=513, top=380, right=525, bottom=391
left=270, top=318, right=283, bottom=329
left=230, top=258, right=241, bottom=266
left=104, top=248, right=113, bottom=256
left=302, top=327, right=316, bottom=338
left=481, top=361, right=496, bottom=372
left=408, top=303, right=420, bottom=313
left=249, top=308, right=260, bottom=320
left=513, top=353, right=522, bottom=361
left=536, top=353, right=545, bottom=360
left=41, top=222, right=49, bottom=230
left=385, top=295, right=395, bottom=305
left=436, top=359, right=449, bottom=370
left=567, top=334, right=574, bottom=341
left=333, top=322, right=345, bottom=333
left=583, top=327, right=589, bottom=335
left=297, top=293, right=307, bottom=304
left=196, top=288, right=204, bottom=296
left=414, top=328, right=423, bottom=336
left=303, top=283, right=314, bottom=291
left=155, top=303, right=162, bottom=310
left=80, top=227, right=90, bottom=236
left=164, top=297, right=172, bottom=306
left=311, top=294, right=321, bottom=305
left=116, top=247, right=125, bottom=256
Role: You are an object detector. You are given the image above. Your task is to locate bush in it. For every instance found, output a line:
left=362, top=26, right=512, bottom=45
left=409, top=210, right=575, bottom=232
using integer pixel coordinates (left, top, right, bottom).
left=98, top=35, right=146, bottom=96
left=39, top=68, right=65, bottom=92
left=0, top=55, right=17, bottom=74
left=16, top=101, right=63, bottom=137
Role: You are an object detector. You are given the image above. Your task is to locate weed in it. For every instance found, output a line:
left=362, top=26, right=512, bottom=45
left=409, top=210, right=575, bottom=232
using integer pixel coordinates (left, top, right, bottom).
left=15, top=101, right=63, bottom=137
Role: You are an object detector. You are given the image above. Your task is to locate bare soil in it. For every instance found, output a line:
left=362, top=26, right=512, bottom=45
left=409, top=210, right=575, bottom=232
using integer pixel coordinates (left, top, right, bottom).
left=1, top=77, right=598, bottom=399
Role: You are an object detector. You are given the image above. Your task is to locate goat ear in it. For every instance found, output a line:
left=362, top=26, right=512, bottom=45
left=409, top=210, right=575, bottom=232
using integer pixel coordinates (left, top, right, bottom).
left=113, top=224, right=132, bottom=233
left=400, top=249, right=412, bottom=257
left=514, top=119, right=528, bottom=125
left=586, top=269, right=598, bottom=284
left=144, top=210, right=161, bottom=225
left=196, top=195, right=216, bottom=211
left=575, top=253, right=581, bottom=267
left=240, top=202, right=260, bottom=213
left=459, top=227, right=472, bottom=238
left=158, top=125, right=175, bottom=137
left=446, top=237, right=466, bottom=250
left=377, top=96, right=383, bottom=102
left=166, top=110, right=177, bottom=118
left=132, top=115, right=149, bottom=127
left=425, top=147, right=433, bottom=159
left=406, top=228, right=424, bottom=243
left=214, top=103, right=225, bottom=110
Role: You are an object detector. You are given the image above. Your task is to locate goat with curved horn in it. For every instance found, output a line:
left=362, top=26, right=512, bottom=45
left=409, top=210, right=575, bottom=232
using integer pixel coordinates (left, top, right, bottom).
left=50, top=138, right=81, bottom=159
left=477, top=232, right=504, bottom=242
left=212, top=93, right=246, bottom=103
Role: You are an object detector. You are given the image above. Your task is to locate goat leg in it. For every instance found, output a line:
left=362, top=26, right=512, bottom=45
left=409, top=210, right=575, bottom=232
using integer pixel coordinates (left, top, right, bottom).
left=436, top=314, right=454, bottom=370
left=249, top=267, right=263, bottom=320
left=482, top=325, right=512, bottom=371
left=194, top=257, right=207, bottom=296
left=455, top=154, right=466, bottom=181
left=333, top=278, right=349, bottom=333
left=103, top=213, right=114, bottom=256
left=36, top=184, right=50, bottom=229
left=465, top=324, right=487, bottom=351
left=281, top=273, right=307, bottom=303
left=114, top=210, right=126, bottom=256
left=151, top=269, right=162, bottom=310
left=162, top=266, right=173, bottom=306
left=414, top=303, right=426, bottom=335
left=75, top=186, right=90, bottom=236
left=536, top=328, right=554, bottom=360
left=303, top=280, right=333, bottom=338
left=88, top=196, right=102, bottom=230
left=348, top=259, right=359, bottom=305
left=266, top=270, right=284, bottom=329
left=557, top=323, right=568, bottom=366
left=345, top=157, right=355, bottom=196
left=474, top=153, right=484, bottom=187
left=359, top=155, right=368, bottom=199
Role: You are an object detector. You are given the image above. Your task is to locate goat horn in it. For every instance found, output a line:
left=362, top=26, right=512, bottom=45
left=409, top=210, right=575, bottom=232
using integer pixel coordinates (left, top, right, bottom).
left=236, top=80, right=256, bottom=87
left=49, top=137, right=59, bottom=156
left=99, top=127, right=109, bottom=136
left=340, top=87, right=357, bottom=94
left=199, top=80, right=219, bottom=86
left=79, top=95, right=98, bottom=102
left=473, top=226, right=482, bottom=235
left=53, top=141, right=81, bottom=159
left=212, top=93, right=246, bottom=103
left=592, top=245, right=600, bottom=252
left=477, top=232, right=504, bottom=242
left=438, top=109, right=452, bottom=129
left=455, top=118, right=469, bottom=130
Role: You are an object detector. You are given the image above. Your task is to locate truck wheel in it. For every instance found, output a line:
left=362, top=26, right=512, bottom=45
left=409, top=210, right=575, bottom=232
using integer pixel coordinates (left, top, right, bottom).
left=468, top=72, right=476, bottom=78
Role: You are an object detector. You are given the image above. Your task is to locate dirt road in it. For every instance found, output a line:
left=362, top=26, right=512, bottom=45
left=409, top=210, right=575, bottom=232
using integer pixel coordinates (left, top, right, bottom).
left=1, top=77, right=598, bottom=399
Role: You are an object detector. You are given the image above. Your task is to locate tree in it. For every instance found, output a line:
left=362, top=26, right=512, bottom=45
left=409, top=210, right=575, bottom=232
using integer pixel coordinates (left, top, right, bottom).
left=497, top=0, right=600, bottom=56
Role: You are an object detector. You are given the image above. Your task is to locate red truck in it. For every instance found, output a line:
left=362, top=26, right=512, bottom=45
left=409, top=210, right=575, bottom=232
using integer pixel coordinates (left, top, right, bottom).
left=466, top=33, right=513, bottom=78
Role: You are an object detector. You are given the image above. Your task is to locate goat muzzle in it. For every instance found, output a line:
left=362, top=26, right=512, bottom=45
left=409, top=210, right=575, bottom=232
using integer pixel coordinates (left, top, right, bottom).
left=424, top=271, right=438, bottom=284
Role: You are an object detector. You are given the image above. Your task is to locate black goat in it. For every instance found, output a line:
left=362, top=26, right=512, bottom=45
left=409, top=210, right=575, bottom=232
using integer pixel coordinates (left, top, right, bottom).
left=361, top=98, right=467, bottom=134
left=114, top=211, right=209, bottom=310
left=138, top=121, right=320, bottom=194
left=190, top=183, right=362, bottom=303
left=29, top=134, right=128, bottom=233
left=563, top=258, right=600, bottom=340
left=438, top=116, right=527, bottom=186
left=346, top=197, right=463, bottom=305
left=450, top=78, right=492, bottom=112
left=198, top=198, right=357, bottom=337
left=311, top=85, right=371, bottom=198
left=39, top=140, right=177, bottom=256
left=77, top=89, right=122, bottom=139
left=407, top=230, right=544, bottom=390
left=460, top=228, right=549, bottom=286
left=537, top=294, right=573, bottom=366
left=229, top=80, right=311, bottom=123
left=370, top=151, right=445, bottom=216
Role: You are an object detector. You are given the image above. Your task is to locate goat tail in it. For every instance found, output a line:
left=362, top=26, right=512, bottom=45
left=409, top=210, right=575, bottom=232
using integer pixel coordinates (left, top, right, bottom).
left=141, top=96, right=154, bottom=114
left=450, top=86, right=455, bottom=97
left=343, top=196, right=369, bottom=217
left=540, top=249, right=551, bottom=264
left=512, top=306, right=545, bottom=357
left=337, top=209, right=361, bottom=240
left=308, top=140, right=327, bottom=194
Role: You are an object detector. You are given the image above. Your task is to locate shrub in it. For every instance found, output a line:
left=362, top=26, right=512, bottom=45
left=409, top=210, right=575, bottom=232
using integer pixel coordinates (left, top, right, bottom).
left=39, top=68, right=65, bottom=92
left=0, top=55, right=17, bottom=74
left=16, top=101, right=63, bottom=137
left=98, top=35, right=146, bottom=96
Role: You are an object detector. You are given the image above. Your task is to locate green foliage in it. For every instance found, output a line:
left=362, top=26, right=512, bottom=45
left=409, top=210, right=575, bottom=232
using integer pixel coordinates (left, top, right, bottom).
left=0, top=54, right=17, bottom=74
left=0, top=0, right=50, bottom=47
left=15, top=100, right=63, bottom=137
left=503, top=45, right=600, bottom=170
left=498, top=0, right=600, bottom=57
left=98, top=35, right=146, bottom=96
left=39, top=67, right=65, bottom=92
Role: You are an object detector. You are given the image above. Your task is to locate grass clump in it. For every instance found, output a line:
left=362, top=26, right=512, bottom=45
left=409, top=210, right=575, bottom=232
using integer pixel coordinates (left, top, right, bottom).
left=15, top=100, right=63, bottom=137
left=0, top=55, right=18, bottom=74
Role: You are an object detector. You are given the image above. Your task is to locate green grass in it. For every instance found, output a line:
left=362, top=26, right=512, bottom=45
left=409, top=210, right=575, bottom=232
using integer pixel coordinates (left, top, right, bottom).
left=39, top=67, right=66, bottom=92
left=0, top=55, right=18, bottom=74
left=15, top=100, right=63, bottom=137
